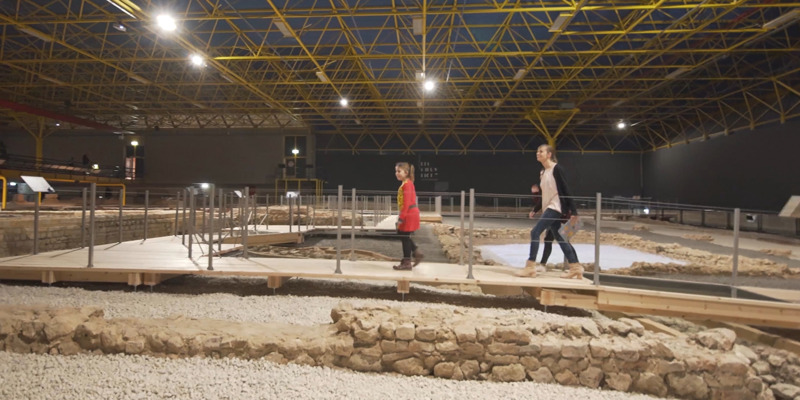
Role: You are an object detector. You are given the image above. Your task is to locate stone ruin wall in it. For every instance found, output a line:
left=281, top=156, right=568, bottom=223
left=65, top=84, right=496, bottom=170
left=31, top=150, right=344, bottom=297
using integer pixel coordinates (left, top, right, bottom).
left=2, top=303, right=794, bottom=400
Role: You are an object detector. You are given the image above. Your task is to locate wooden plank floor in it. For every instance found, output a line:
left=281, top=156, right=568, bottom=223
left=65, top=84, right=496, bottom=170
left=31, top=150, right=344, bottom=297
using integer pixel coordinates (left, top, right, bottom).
left=1, top=232, right=799, bottom=329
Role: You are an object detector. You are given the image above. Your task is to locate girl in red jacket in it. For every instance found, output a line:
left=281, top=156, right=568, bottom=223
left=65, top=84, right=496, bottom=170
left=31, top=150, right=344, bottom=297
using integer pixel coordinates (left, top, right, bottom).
left=393, top=162, right=423, bottom=270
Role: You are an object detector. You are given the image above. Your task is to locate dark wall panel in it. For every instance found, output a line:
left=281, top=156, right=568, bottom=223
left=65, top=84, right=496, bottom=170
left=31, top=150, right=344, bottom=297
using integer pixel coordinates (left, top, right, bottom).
left=0, top=128, right=307, bottom=186
left=315, top=152, right=642, bottom=197
left=642, top=119, right=800, bottom=211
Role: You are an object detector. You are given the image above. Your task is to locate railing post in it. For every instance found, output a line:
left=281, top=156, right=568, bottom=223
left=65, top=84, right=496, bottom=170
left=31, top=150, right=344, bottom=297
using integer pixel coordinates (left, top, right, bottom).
left=81, top=188, right=87, bottom=248
left=88, top=183, right=96, bottom=268
left=350, top=188, right=356, bottom=261
left=459, top=190, right=465, bottom=265
left=208, top=184, right=215, bottom=271
left=467, top=189, right=475, bottom=279
left=335, top=185, right=343, bottom=274
left=143, top=190, right=149, bottom=241
left=594, top=192, right=601, bottom=286
left=732, top=208, right=740, bottom=298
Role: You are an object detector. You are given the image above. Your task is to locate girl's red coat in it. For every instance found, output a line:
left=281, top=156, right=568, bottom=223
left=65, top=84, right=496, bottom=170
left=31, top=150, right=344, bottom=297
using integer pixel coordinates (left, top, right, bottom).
left=397, top=179, right=420, bottom=232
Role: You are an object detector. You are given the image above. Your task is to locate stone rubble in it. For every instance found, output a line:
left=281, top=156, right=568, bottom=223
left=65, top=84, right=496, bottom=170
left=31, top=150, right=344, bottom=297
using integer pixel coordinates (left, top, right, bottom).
left=0, top=303, right=784, bottom=400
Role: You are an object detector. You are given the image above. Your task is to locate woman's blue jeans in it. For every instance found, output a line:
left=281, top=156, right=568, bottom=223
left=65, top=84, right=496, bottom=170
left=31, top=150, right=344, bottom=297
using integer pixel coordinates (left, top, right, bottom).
left=529, top=208, right=579, bottom=263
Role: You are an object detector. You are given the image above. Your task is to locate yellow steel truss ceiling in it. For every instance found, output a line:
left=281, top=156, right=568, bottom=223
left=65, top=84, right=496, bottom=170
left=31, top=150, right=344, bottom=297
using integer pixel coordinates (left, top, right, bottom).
left=1, top=0, right=799, bottom=154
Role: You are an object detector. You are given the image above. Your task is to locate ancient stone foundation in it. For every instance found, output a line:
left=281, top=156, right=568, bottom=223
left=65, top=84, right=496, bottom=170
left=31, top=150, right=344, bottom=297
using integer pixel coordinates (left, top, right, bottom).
left=2, top=303, right=791, bottom=399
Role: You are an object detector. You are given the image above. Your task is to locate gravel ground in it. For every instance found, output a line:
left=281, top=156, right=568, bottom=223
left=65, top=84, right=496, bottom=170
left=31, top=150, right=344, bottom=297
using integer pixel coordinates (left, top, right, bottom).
left=0, top=279, right=668, bottom=400
left=0, top=352, right=664, bottom=400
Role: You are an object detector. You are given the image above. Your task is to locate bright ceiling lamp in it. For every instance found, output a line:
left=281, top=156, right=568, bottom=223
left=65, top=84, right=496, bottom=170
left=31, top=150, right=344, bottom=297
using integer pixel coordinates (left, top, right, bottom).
left=340, top=98, right=348, bottom=107
left=616, top=121, right=627, bottom=130
left=190, top=54, right=205, bottom=67
left=423, top=79, right=435, bottom=92
left=156, top=14, right=177, bottom=32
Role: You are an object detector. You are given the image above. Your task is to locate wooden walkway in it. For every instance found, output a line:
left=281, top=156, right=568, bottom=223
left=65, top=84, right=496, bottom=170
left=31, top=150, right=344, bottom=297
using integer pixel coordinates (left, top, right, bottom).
left=1, top=232, right=799, bottom=330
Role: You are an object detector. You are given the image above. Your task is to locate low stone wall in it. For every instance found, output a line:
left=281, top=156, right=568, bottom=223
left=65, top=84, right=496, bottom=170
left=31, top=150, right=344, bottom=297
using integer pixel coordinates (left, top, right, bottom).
left=0, top=303, right=780, bottom=400
left=0, top=211, right=175, bottom=257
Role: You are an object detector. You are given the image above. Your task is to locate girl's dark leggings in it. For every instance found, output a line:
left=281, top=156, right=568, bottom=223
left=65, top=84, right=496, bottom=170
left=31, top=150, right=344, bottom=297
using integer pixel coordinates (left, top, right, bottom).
left=397, top=230, right=417, bottom=258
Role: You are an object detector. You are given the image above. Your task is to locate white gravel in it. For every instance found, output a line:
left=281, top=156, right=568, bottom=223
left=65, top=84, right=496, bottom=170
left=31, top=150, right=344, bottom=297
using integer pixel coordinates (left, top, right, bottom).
left=0, top=279, right=663, bottom=400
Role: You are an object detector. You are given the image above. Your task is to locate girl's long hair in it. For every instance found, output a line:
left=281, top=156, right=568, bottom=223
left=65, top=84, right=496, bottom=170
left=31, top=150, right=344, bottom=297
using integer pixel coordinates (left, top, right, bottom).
left=396, top=162, right=415, bottom=182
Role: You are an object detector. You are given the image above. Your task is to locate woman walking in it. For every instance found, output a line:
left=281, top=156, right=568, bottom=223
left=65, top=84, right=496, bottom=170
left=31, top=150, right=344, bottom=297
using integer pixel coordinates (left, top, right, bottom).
left=516, top=145, right=582, bottom=279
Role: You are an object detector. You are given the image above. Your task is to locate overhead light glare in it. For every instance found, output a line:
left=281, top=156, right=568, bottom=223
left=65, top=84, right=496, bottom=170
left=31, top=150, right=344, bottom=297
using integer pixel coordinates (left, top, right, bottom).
left=130, top=140, right=139, bottom=146
left=190, top=54, right=205, bottom=67
left=412, top=16, right=424, bottom=35
left=665, top=67, right=689, bottom=80
left=112, top=22, right=126, bottom=32
left=616, top=121, right=627, bottom=130
left=513, top=68, right=527, bottom=81
left=315, top=71, right=329, bottom=83
left=415, top=71, right=425, bottom=81
left=18, top=27, right=54, bottom=42
left=291, top=148, right=299, bottom=155
left=156, top=14, right=177, bottom=32
left=274, top=20, right=292, bottom=37
left=549, top=14, right=571, bottom=32
left=423, top=79, right=435, bottom=92
left=763, top=9, right=800, bottom=30
left=340, top=98, right=348, bottom=107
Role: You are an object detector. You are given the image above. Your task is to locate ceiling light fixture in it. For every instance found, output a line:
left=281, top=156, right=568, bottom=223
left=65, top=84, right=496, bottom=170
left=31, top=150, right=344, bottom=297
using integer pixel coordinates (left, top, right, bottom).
left=665, top=67, right=689, bottom=80
left=39, top=75, right=66, bottom=85
left=549, top=14, right=571, bottom=32
left=763, top=9, right=800, bottom=30
left=354, top=119, right=362, bottom=125
left=274, top=20, right=292, bottom=37
left=616, top=121, right=627, bottom=130
left=340, top=98, right=348, bottom=107
left=512, top=69, right=527, bottom=81
left=190, top=54, right=205, bottom=67
left=220, top=73, right=234, bottom=83
left=493, top=100, right=502, bottom=108
left=156, top=14, right=177, bottom=32
left=423, top=79, right=435, bottom=92
left=412, top=16, right=424, bottom=36
left=112, top=22, right=126, bottom=32
left=128, top=73, right=151, bottom=84
left=104, top=0, right=137, bottom=19
left=18, top=27, right=54, bottom=42
left=315, top=71, right=329, bottom=83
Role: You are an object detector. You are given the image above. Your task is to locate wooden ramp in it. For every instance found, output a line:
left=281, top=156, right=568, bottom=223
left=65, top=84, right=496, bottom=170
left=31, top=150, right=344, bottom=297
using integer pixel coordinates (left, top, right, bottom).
left=0, top=235, right=798, bottom=330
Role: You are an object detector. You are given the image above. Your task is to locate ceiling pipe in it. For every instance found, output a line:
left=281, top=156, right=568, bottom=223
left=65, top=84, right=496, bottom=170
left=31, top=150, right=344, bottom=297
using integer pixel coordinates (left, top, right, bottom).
left=0, top=99, right=130, bottom=133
